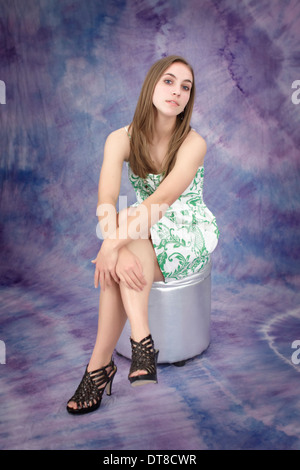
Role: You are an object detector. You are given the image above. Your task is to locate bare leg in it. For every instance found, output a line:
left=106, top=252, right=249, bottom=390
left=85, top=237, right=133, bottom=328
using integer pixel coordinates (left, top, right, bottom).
left=67, top=280, right=127, bottom=410
left=88, top=237, right=163, bottom=370
left=67, top=237, right=163, bottom=409
left=88, top=280, right=127, bottom=371
left=118, top=238, right=164, bottom=377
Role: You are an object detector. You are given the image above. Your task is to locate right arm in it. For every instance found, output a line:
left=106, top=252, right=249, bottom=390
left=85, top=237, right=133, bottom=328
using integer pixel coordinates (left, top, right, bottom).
left=93, top=128, right=146, bottom=291
left=97, top=128, right=129, bottom=237
left=92, top=128, right=128, bottom=289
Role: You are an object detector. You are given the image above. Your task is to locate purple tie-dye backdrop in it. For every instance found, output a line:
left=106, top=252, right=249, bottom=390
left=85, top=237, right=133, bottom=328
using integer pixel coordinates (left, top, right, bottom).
left=0, top=0, right=299, bottom=451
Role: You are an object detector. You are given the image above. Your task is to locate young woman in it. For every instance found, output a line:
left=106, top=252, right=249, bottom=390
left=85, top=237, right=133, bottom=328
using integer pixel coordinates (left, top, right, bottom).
left=66, top=55, right=219, bottom=414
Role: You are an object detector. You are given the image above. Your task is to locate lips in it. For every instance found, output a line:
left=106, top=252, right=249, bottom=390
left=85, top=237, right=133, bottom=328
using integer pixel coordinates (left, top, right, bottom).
left=166, top=100, right=179, bottom=106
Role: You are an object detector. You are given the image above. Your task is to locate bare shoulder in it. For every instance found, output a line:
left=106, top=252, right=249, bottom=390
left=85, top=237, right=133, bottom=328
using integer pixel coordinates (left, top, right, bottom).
left=177, top=129, right=207, bottom=167
left=105, top=126, right=130, bottom=147
left=184, top=129, right=206, bottom=150
left=104, top=126, right=131, bottom=162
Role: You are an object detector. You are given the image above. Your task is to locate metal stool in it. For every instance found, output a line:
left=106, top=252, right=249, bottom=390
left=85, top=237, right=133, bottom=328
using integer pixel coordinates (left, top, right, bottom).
left=116, top=259, right=212, bottom=364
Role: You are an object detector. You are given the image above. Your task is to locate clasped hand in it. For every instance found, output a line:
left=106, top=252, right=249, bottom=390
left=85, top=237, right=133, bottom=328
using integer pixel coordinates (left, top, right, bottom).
left=92, top=240, right=146, bottom=292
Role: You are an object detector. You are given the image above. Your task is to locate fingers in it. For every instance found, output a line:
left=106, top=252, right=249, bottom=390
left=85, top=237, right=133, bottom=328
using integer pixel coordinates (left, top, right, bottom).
left=117, top=262, right=147, bottom=292
left=110, top=269, right=120, bottom=285
left=125, top=272, right=147, bottom=291
left=92, top=259, right=100, bottom=289
left=133, top=258, right=147, bottom=289
left=91, top=251, right=147, bottom=292
left=99, top=270, right=120, bottom=291
left=92, top=259, right=119, bottom=290
left=118, top=274, right=141, bottom=291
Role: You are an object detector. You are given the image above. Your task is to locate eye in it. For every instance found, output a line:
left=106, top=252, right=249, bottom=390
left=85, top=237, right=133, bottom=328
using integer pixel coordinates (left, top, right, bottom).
left=164, top=79, right=173, bottom=85
left=182, top=85, right=190, bottom=91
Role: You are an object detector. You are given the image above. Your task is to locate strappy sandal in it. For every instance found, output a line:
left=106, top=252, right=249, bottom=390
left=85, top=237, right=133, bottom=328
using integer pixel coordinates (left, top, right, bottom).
left=66, top=358, right=117, bottom=415
left=128, top=334, right=159, bottom=387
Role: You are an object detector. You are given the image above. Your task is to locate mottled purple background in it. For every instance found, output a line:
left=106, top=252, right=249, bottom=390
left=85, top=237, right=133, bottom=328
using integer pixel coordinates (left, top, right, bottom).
left=0, top=0, right=299, bottom=450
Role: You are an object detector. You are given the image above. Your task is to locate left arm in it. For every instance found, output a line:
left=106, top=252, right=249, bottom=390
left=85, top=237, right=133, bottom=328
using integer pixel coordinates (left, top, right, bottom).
left=109, top=130, right=207, bottom=247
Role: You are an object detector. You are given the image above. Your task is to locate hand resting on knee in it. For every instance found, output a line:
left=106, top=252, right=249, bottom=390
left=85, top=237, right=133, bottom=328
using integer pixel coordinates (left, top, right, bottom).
left=116, top=246, right=147, bottom=292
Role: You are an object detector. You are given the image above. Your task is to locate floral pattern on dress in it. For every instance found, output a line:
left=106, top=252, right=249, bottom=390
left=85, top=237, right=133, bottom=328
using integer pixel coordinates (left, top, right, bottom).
left=127, top=163, right=219, bottom=282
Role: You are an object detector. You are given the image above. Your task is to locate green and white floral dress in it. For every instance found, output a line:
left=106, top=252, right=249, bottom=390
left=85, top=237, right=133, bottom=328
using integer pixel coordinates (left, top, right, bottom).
left=127, top=162, right=219, bottom=283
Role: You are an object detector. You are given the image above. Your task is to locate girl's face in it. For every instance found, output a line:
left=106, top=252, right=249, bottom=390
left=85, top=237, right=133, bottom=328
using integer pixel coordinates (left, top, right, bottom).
left=152, top=62, right=193, bottom=118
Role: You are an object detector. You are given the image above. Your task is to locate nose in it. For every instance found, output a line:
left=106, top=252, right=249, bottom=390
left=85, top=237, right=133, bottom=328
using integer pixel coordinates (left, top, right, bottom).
left=172, top=88, right=180, bottom=96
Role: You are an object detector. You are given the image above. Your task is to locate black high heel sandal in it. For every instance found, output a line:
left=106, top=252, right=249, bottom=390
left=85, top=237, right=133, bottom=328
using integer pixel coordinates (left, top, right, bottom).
left=128, top=334, right=159, bottom=387
left=66, top=358, right=117, bottom=415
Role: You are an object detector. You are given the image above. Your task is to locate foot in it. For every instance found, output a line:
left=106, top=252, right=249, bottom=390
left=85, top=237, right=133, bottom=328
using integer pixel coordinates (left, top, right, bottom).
left=128, top=332, right=151, bottom=378
left=67, top=360, right=116, bottom=414
left=128, top=335, right=158, bottom=386
left=129, top=369, right=148, bottom=378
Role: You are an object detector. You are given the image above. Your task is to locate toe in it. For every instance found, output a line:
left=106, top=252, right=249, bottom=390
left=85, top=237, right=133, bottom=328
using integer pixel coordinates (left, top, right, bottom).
left=67, top=400, right=78, bottom=410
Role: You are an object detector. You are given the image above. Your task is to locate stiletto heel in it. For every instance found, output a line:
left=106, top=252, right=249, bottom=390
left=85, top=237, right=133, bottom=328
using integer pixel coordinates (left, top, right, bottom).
left=67, top=358, right=117, bottom=415
left=105, top=372, right=115, bottom=396
left=128, top=334, right=159, bottom=387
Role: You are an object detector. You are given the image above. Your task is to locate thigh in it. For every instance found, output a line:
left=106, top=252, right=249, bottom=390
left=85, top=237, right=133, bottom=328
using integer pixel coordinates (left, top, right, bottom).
left=153, top=258, right=165, bottom=282
left=149, top=238, right=165, bottom=282
left=126, top=238, right=164, bottom=283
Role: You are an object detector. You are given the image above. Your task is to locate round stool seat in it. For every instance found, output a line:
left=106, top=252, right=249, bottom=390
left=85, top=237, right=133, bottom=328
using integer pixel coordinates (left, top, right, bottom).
left=116, top=259, right=212, bottom=364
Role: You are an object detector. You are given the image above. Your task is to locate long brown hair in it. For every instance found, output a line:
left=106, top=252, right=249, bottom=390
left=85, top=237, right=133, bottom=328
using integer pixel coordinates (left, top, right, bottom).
left=129, top=55, right=195, bottom=178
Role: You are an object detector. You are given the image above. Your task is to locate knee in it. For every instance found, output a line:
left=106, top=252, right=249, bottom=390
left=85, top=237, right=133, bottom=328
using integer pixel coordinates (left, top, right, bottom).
left=115, top=245, right=139, bottom=276
left=127, top=238, right=154, bottom=257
